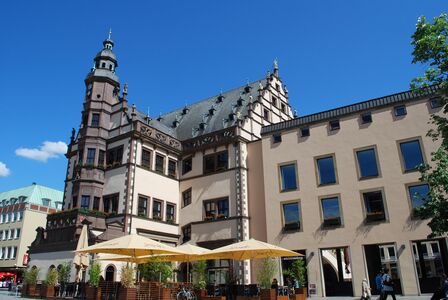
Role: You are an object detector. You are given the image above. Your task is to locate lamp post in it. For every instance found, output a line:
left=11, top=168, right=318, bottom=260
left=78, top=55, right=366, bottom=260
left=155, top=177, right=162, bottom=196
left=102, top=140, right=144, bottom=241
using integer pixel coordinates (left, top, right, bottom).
left=14, top=263, right=18, bottom=284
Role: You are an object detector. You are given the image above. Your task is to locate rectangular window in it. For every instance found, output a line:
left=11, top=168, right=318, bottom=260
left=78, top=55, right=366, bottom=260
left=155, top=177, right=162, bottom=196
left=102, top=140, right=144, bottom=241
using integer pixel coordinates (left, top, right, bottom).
left=98, top=150, right=105, bottom=167
left=182, top=225, right=191, bottom=243
left=8, top=229, right=12, bottom=240
left=316, top=156, right=337, bottom=185
left=394, top=105, right=407, bottom=117
left=18, top=211, right=23, bottom=221
left=15, top=228, right=20, bottom=239
left=91, top=113, right=100, bottom=127
left=72, top=196, right=78, bottom=208
left=329, top=120, right=340, bottom=131
left=168, top=160, right=177, bottom=178
left=356, top=148, right=379, bottom=178
left=399, top=139, right=424, bottom=171
left=103, top=194, right=118, bottom=214
left=4, top=247, right=8, bottom=259
left=153, top=200, right=162, bottom=220
left=107, top=146, right=123, bottom=167
left=321, top=197, right=342, bottom=226
left=182, top=188, right=192, bottom=207
left=155, top=154, right=165, bottom=174
left=204, top=198, right=229, bottom=220
left=166, top=204, right=175, bottom=223
left=273, top=134, right=282, bottom=144
left=281, top=103, right=286, bottom=113
left=11, top=246, right=16, bottom=259
left=0, top=247, right=3, bottom=259
left=0, top=231, right=3, bottom=241
left=282, top=202, right=300, bottom=231
left=203, top=151, right=228, bottom=174
left=280, top=163, right=298, bottom=191
left=408, top=184, right=430, bottom=210
left=272, top=96, right=277, bottom=107
left=263, top=109, right=270, bottom=121
left=141, top=149, right=151, bottom=169
left=81, top=195, right=90, bottom=209
left=300, top=127, right=310, bottom=137
left=430, top=97, right=442, bottom=109
left=361, top=112, right=372, bottom=124
left=182, top=157, right=192, bottom=175
left=42, top=199, right=51, bottom=207
left=363, top=191, right=386, bottom=222
left=138, top=197, right=148, bottom=217
left=86, top=148, right=96, bottom=165
left=93, top=197, right=100, bottom=210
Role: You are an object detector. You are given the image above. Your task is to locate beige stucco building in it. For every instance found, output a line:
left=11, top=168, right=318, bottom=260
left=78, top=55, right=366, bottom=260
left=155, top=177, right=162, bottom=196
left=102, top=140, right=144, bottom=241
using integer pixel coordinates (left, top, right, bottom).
left=0, top=183, right=62, bottom=285
left=27, top=35, right=446, bottom=297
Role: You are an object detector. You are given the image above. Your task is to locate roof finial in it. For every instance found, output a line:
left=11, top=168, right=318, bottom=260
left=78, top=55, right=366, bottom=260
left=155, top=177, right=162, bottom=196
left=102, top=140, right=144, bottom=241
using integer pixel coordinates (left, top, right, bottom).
left=108, top=28, right=112, bottom=40
left=273, top=58, right=279, bottom=76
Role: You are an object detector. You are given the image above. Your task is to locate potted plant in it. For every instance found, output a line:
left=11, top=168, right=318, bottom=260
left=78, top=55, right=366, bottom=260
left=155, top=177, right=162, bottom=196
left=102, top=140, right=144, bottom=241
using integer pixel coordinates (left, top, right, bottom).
left=119, top=264, right=136, bottom=300
left=86, top=262, right=102, bottom=300
left=283, top=259, right=307, bottom=300
left=192, top=261, right=208, bottom=298
left=257, top=258, right=277, bottom=300
left=23, top=267, right=40, bottom=297
left=57, top=262, right=71, bottom=297
left=41, top=267, right=58, bottom=298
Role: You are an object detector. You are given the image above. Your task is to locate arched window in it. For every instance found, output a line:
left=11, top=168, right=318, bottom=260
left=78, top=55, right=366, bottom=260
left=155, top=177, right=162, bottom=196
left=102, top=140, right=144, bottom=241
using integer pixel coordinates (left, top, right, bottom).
left=105, top=265, right=115, bottom=282
left=102, top=62, right=106, bottom=68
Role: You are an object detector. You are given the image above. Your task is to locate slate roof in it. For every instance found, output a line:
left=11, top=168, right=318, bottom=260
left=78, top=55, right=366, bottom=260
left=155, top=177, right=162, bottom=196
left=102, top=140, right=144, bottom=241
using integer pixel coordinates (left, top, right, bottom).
left=134, top=79, right=267, bottom=141
left=261, top=85, right=438, bottom=136
left=0, top=183, right=63, bottom=208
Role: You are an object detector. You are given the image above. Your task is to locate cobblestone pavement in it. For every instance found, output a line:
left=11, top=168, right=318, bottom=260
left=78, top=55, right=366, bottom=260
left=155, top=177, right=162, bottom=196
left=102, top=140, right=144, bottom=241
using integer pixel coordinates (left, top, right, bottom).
left=0, top=289, right=433, bottom=300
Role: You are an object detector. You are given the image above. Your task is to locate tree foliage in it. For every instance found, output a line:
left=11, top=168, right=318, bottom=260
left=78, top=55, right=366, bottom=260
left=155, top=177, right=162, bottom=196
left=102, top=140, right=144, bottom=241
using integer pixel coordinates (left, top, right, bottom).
left=411, top=13, right=448, bottom=237
left=88, top=262, right=102, bottom=288
left=120, top=264, right=135, bottom=288
left=57, top=262, right=71, bottom=284
left=138, top=257, right=173, bottom=283
left=283, top=259, right=306, bottom=287
left=24, top=267, right=40, bottom=285
left=192, top=261, right=207, bottom=289
left=256, top=258, right=277, bottom=289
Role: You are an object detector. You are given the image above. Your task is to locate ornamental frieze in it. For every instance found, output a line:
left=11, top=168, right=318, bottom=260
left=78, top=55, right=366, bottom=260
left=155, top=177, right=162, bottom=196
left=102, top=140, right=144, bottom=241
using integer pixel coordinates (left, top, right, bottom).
left=139, top=124, right=181, bottom=151
left=183, top=128, right=236, bottom=152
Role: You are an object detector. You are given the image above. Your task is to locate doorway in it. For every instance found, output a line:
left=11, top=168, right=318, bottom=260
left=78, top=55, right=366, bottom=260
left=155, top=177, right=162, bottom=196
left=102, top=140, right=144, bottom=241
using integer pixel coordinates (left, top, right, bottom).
left=320, top=247, right=353, bottom=296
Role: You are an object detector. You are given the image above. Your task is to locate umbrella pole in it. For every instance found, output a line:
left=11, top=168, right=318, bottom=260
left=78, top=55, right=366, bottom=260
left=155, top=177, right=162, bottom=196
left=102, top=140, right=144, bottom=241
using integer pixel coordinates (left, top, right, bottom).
left=187, top=262, right=189, bottom=283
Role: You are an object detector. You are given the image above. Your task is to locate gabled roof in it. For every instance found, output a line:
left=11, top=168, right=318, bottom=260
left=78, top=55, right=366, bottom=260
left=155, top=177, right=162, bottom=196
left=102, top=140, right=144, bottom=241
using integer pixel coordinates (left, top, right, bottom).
left=261, top=85, right=438, bottom=135
left=134, top=79, right=266, bottom=141
left=0, top=183, right=63, bottom=208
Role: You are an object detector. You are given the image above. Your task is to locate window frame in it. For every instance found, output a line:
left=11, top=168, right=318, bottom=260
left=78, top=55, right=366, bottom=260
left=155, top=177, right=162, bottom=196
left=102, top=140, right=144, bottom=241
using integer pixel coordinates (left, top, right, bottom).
left=138, top=196, right=149, bottom=217
left=360, top=188, right=388, bottom=224
left=429, top=97, right=442, bottom=109
left=168, top=159, right=177, bottom=178
left=406, top=182, right=430, bottom=216
left=106, top=145, right=124, bottom=167
left=329, top=120, right=340, bottom=131
left=397, top=137, right=426, bottom=173
left=354, top=145, right=381, bottom=180
left=166, top=203, right=176, bottom=223
left=155, top=153, right=165, bottom=174
left=278, top=161, right=299, bottom=192
left=91, top=113, right=100, bottom=127
left=141, top=148, right=152, bottom=170
left=300, top=127, right=310, bottom=137
left=394, top=105, right=407, bottom=117
left=152, top=199, right=163, bottom=221
left=280, top=200, right=302, bottom=233
left=80, top=195, right=90, bottom=209
left=203, top=151, right=228, bottom=175
left=182, top=188, right=192, bottom=208
left=272, top=133, right=282, bottom=144
left=203, top=197, right=229, bottom=221
left=360, top=112, right=373, bottom=124
left=86, top=148, right=96, bottom=165
left=182, top=225, right=191, bottom=243
left=319, top=194, right=344, bottom=228
left=182, top=157, right=193, bottom=175
left=314, top=154, right=338, bottom=186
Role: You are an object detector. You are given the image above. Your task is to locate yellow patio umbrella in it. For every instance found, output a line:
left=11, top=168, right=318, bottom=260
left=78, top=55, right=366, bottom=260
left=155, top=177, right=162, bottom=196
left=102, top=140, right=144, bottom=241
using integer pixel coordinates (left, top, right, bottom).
left=200, top=238, right=302, bottom=260
left=73, top=224, right=90, bottom=282
left=76, top=233, right=187, bottom=257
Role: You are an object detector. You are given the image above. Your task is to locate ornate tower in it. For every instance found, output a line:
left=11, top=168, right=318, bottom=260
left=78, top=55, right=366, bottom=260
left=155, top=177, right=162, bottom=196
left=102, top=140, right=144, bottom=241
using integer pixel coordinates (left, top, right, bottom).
left=64, top=32, right=121, bottom=211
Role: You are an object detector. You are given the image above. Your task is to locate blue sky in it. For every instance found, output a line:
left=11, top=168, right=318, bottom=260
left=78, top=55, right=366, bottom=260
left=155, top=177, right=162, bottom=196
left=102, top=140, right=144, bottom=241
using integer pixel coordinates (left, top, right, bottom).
left=0, top=1, right=445, bottom=192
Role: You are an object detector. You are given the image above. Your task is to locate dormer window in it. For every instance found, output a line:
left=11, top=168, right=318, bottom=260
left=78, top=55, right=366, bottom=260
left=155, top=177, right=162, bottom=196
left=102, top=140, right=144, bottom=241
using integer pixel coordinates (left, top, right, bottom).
left=182, top=107, right=189, bottom=115
left=236, top=98, right=243, bottom=107
left=228, top=113, right=235, bottom=121
left=209, top=107, right=216, bottom=116
left=216, top=94, right=225, bottom=103
left=272, top=96, right=277, bottom=107
left=101, top=62, right=106, bottom=68
left=42, top=198, right=51, bottom=207
left=199, top=122, right=206, bottom=130
left=244, top=85, right=252, bottom=93
left=172, top=120, right=180, bottom=128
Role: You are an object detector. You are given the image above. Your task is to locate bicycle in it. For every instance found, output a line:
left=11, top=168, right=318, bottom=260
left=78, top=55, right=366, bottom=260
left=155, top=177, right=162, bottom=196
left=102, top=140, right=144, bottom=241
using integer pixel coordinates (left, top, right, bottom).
left=176, top=285, right=197, bottom=300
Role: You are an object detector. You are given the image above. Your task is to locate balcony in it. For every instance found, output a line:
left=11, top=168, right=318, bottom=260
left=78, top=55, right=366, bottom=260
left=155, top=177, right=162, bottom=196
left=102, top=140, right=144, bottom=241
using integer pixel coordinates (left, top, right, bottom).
left=192, top=217, right=239, bottom=243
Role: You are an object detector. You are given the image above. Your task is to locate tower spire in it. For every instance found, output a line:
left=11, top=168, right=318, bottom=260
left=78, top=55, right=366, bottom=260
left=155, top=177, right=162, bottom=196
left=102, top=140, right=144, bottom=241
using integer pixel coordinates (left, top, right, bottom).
left=108, top=28, right=112, bottom=40
left=273, top=58, right=279, bottom=76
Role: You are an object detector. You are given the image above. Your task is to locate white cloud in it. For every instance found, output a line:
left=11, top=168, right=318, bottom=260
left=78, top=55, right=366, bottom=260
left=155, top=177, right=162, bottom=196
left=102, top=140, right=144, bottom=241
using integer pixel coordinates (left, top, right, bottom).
left=0, top=162, right=10, bottom=177
left=15, top=141, right=68, bottom=162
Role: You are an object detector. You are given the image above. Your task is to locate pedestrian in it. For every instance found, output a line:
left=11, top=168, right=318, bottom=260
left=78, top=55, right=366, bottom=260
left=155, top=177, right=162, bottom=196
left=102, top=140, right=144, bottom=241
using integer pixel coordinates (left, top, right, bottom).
left=375, top=269, right=384, bottom=298
left=271, top=278, right=279, bottom=295
left=381, top=268, right=396, bottom=300
left=361, top=278, right=372, bottom=300
left=431, top=274, right=448, bottom=300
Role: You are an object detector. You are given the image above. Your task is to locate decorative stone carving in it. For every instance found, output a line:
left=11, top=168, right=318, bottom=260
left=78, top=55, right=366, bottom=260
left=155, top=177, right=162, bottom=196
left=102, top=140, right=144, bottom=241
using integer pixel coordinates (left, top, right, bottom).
left=139, top=124, right=181, bottom=151
left=183, top=128, right=236, bottom=152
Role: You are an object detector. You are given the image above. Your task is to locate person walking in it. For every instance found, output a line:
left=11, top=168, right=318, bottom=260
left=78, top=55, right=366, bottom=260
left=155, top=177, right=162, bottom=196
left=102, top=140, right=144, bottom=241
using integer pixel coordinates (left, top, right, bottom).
left=361, top=278, right=372, bottom=300
left=375, top=270, right=384, bottom=295
left=381, top=268, right=396, bottom=300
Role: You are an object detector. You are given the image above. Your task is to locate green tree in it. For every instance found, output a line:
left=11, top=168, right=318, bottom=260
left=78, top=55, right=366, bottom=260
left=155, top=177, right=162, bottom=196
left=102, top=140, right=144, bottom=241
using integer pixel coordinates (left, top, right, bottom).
left=88, top=262, right=102, bottom=288
left=57, top=262, right=71, bottom=284
left=256, top=258, right=277, bottom=289
left=411, top=13, right=448, bottom=237
left=138, top=257, right=173, bottom=283
left=192, top=261, right=207, bottom=289
left=283, top=259, right=306, bottom=288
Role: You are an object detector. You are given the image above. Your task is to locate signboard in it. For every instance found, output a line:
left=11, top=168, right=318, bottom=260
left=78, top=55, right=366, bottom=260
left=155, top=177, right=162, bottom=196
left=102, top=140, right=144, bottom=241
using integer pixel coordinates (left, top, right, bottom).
left=22, top=253, right=29, bottom=266
left=309, top=283, right=316, bottom=295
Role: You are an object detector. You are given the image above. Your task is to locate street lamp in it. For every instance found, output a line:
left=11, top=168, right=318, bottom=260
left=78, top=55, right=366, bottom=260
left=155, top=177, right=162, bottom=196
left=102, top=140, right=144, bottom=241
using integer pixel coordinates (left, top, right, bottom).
left=14, top=263, right=18, bottom=284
